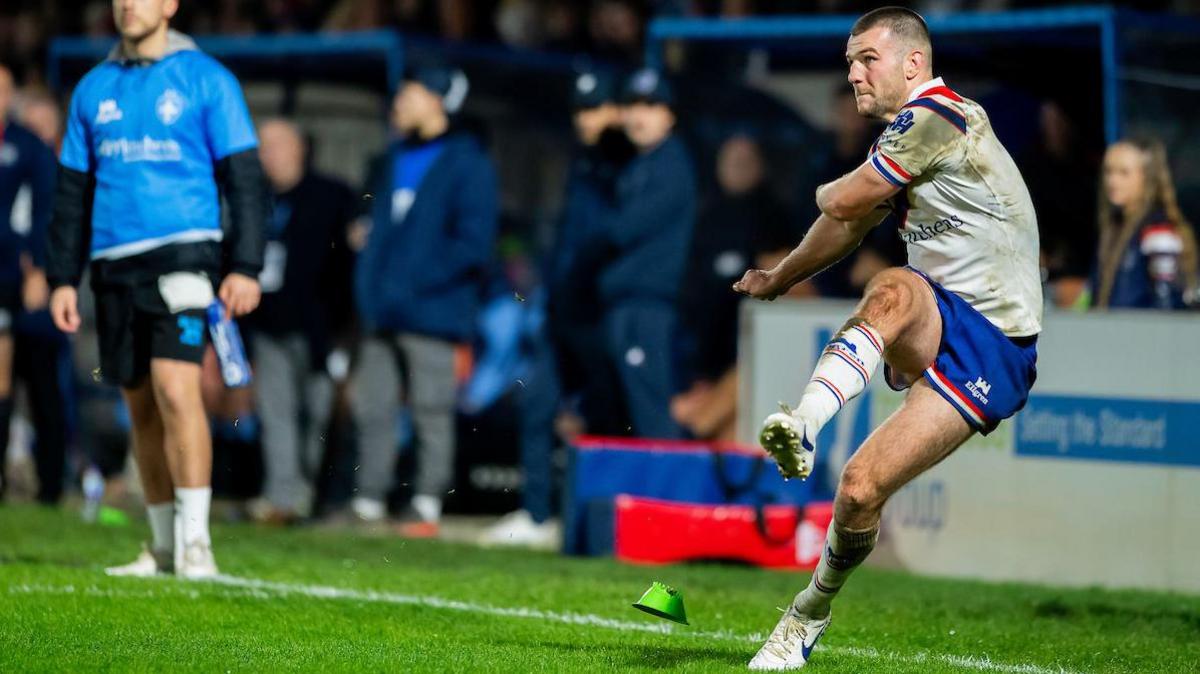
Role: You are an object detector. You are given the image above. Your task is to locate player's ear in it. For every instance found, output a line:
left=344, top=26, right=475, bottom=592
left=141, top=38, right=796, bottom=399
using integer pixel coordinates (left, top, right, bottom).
left=163, top=0, right=181, bottom=21
left=904, top=48, right=926, bottom=80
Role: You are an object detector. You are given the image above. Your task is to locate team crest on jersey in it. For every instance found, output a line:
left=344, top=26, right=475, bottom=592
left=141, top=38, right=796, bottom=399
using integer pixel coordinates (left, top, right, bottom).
left=96, top=99, right=123, bottom=124
left=156, top=89, right=185, bottom=125
left=890, top=109, right=915, bottom=134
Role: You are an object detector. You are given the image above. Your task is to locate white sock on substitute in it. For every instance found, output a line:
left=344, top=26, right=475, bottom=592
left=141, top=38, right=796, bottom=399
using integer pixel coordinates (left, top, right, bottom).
left=794, top=321, right=884, bottom=433
left=146, top=502, right=175, bottom=554
left=175, top=487, right=212, bottom=546
left=412, top=495, right=442, bottom=523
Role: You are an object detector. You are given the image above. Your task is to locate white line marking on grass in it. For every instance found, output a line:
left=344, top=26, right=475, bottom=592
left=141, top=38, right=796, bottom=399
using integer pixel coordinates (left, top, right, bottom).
left=9, top=577, right=1079, bottom=674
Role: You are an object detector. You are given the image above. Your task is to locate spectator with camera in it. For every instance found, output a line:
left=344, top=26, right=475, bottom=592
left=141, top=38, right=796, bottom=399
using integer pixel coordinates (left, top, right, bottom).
left=592, top=68, right=695, bottom=440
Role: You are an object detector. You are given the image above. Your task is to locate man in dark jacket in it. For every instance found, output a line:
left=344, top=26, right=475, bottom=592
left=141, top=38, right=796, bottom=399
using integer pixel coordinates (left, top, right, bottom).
left=352, top=66, right=498, bottom=537
left=681, top=134, right=794, bottom=387
left=0, top=63, right=61, bottom=503
left=595, top=69, right=696, bottom=439
left=672, top=134, right=795, bottom=440
left=246, top=118, right=355, bottom=524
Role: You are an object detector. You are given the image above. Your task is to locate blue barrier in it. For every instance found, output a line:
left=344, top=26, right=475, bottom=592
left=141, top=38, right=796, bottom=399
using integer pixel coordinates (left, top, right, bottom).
left=47, top=30, right=404, bottom=92
left=645, top=6, right=1200, bottom=146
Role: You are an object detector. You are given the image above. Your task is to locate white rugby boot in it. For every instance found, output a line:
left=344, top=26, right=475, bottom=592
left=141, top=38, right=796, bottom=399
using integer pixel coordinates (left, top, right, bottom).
left=105, top=544, right=173, bottom=577
left=748, top=603, right=831, bottom=670
left=177, top=540, right=219, bottom=580
left=758, top=404, right=817, bottom=480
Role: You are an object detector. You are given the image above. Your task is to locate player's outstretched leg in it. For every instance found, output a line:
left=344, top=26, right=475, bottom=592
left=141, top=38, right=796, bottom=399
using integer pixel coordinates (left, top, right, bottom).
left=751, top=268, right=951, bottom=670
left=759, top=268, right=938, bottom=479
left=752, top=380, right=974, bottom=669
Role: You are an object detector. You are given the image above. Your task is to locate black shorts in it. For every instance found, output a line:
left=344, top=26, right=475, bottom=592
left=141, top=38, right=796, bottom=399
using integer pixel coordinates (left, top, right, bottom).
left=93, top=279, right=209, bottom=388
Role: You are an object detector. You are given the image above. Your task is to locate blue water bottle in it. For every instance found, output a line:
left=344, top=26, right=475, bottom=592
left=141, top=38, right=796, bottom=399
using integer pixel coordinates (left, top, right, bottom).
left=207, top=300, right=253, bottom=388
left=81, top=465, right=104, bottom=523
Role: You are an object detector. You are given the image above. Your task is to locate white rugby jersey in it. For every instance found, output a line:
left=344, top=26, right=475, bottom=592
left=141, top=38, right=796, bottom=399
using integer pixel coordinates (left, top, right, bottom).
left=867, top=78, right=1043, bottom=337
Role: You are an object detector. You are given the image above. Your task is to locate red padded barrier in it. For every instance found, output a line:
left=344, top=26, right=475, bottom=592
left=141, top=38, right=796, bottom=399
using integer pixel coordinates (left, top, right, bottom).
left=614, top=495, right=834, bottom=569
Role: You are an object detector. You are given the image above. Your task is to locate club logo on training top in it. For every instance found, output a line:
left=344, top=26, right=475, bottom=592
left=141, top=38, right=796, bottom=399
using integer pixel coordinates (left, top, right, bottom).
left=156, top=89, right=185, bottom=125
left=96, top=99, right=123, bottom=124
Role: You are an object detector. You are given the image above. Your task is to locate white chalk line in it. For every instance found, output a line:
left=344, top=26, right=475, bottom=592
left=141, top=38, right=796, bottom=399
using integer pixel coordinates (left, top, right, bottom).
left=7, top=577, right=1079, bottom=674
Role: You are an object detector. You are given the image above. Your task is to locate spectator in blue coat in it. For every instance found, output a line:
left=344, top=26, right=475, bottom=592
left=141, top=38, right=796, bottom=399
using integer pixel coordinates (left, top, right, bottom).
left=594, top=69, right=696, bottom=440
left=352, top=65, right=498, bottom=537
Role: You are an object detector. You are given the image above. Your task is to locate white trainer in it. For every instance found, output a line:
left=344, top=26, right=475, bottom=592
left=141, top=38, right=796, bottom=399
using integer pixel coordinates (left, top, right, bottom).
left=351, top=496, right=387, bottom=522
left=177, top=540, right=219, bottom=580
left=478, top=510, right=560, bottom=550
left=105, top=544, right=173, bottom=577
left=748, top=604, right=831, bottom=671
left=759, top=405, right=816, bottom=480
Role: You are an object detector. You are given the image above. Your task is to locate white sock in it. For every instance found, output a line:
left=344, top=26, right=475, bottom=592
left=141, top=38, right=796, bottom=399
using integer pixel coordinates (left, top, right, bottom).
left=175, top=487, right=212, bottom=547
left=795, top=521, right=879, bottom=618
left=412, top=495, right=442, bottom=523
left=794, top=321, right=884, bottom=433
left=146, top=502, right=175, bottom=554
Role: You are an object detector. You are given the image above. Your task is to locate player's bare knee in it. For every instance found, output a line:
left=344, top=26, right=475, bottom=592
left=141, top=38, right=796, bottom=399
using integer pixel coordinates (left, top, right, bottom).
left=856, top=268, right=917, bottom=336
left=836, top=464, right=886, bottom=521
left=151, top=376, right=198, bottom=420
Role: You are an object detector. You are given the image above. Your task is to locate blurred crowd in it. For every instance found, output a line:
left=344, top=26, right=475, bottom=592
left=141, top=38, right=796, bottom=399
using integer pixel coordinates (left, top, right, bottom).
left=6, top=0, right=1200, bottom=85
left=2, top=1, right=1199, bottom=545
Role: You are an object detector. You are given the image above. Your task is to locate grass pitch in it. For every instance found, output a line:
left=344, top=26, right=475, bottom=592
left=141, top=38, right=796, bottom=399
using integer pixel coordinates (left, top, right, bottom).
left=1, top=505, right=1197, bottom=673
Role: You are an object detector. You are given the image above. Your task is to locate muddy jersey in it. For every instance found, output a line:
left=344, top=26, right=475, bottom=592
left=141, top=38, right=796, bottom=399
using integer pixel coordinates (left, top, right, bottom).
left=868, top=77, right=1042, bottom=337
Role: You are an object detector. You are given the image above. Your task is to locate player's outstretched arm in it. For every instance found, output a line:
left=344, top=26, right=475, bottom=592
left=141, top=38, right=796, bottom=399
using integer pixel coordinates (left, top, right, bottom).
left=733, top=208, right=888, bottom=300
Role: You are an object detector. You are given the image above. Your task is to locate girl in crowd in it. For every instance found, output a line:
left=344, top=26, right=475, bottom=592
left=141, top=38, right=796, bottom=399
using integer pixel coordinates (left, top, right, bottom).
left=1093, top=137, right=1198, bottom=309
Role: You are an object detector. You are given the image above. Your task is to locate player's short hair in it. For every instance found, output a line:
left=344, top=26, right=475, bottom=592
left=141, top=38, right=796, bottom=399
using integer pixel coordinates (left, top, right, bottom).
left=851, top=7, right=933, bottom=66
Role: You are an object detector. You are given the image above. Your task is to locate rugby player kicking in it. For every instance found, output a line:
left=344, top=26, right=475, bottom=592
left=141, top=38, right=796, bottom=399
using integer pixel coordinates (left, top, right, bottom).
left=733, top=7, right=1041, bottom=669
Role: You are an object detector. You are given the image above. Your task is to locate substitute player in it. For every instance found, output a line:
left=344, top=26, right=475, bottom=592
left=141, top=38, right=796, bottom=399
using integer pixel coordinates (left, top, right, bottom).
left=46, top=0, right=266, bottom=578
left=733, top=7, right=1041, bottom=669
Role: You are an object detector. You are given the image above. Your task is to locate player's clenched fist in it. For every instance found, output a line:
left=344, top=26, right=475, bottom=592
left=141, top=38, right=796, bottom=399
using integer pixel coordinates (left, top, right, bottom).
left=50, top=286, right=81, bottom=334
left=733, top=268, right=784, bottom=301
